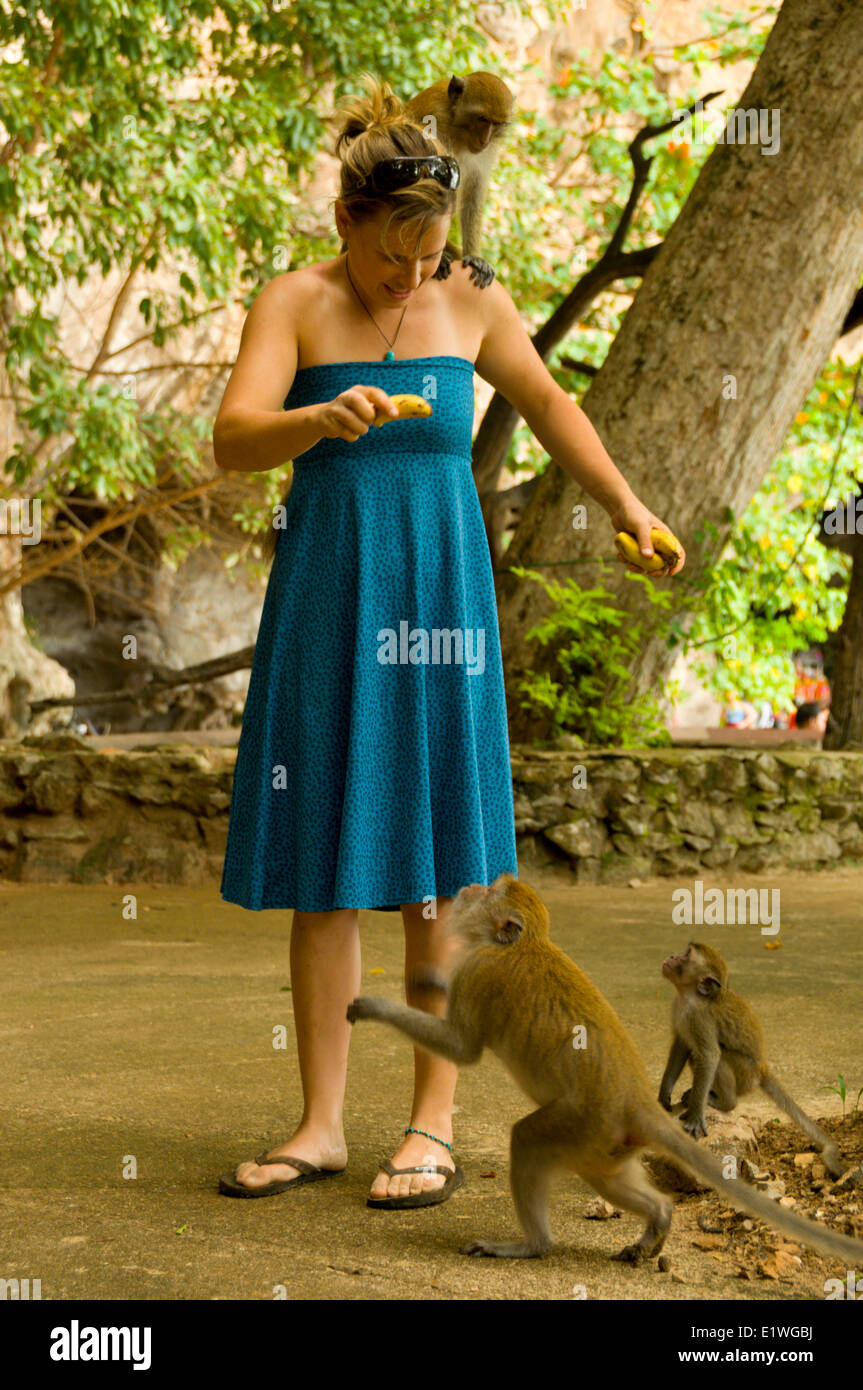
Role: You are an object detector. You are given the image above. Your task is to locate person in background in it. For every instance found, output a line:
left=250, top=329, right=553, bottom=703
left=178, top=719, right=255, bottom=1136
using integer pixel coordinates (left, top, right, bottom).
left=720, top=689, right=757, bottom=729
left=794, top=700, right=829, bottom=737
left=792, top=654, right=831, bottom=713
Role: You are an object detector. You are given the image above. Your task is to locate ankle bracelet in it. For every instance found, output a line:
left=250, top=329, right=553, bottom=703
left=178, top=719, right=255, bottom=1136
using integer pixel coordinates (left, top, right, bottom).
left=405, top=1126, right=453, bottom=1153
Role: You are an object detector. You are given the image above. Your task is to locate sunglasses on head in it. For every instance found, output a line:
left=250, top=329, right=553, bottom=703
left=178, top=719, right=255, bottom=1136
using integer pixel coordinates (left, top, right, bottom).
left=351, top=155, right=461, bottom=195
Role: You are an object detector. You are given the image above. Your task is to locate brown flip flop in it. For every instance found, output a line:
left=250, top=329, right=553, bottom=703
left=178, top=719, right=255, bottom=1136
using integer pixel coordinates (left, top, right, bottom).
left=366, top=1159, right=465, bottom=1210
left=219, top=1152, right=346, bottom=1198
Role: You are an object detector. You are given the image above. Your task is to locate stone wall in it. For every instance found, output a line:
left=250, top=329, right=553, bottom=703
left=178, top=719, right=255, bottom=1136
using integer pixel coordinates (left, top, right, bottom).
left=514, top=745, right=863, bottom=885
left=1, top=735, right=862, bottom=887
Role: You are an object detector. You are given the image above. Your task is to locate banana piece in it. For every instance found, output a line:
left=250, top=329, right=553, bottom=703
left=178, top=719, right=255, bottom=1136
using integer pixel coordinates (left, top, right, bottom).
left=614, top=526, right=683, bottom=573
left=372, top=393, right=433, bottom=425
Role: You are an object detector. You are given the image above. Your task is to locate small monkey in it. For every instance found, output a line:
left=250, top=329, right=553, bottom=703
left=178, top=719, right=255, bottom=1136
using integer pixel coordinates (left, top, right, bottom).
left=347, top=876, right=863, bottom=1263
left=406, top=72, right=513, bottom=288
left=659, top=942, right=844, bottom=1178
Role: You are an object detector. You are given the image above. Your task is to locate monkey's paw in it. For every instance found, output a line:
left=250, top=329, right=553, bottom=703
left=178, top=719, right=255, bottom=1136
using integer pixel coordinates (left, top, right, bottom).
left=346, top=996, right=382, bottom=1024
left=461, top=255, right=495, bottom=289
left=461, top=1239, right=540, bottom=1259
left=432, top=251, right=453, bottom=281
left=611, top=1243, right=647, bottom=1265
left=658, top=1093, right=673, bottom=1112
left=680, top=1112, right=707, bottom=1140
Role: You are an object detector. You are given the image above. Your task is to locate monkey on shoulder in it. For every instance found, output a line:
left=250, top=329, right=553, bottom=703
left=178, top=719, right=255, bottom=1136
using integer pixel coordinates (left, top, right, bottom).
left=659, top=941, right=844, bottom=1178
left=406, top=73, right=513, bottom=289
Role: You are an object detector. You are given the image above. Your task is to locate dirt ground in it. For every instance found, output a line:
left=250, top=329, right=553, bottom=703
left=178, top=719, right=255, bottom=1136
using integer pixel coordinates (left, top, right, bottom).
left=0, top=861, right=861, bottom=1302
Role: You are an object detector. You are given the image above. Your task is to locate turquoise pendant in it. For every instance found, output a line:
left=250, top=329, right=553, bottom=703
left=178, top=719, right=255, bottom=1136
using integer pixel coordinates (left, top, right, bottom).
left=384, top=350, right=395, bottom=361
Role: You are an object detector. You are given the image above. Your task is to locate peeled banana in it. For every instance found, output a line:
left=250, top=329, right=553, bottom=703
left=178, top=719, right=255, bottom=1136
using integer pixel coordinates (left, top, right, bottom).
left=373, top=393, right=433, bottom=425
left=614, top=526, right=683, bottom=573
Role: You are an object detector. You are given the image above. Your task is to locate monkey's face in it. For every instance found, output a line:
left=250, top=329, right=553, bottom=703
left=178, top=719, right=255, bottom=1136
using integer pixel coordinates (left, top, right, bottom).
left=457, top=115, right=499, bottom=153
left=662, top=943, right=696, bottom=982
left=663, top=943, right=727, bottom=997
left=449, top=873, right=547, bottom=947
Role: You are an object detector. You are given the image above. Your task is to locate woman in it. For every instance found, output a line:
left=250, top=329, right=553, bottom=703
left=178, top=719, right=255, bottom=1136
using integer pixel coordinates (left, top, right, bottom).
left=215, top=78, right=684, bottom=1209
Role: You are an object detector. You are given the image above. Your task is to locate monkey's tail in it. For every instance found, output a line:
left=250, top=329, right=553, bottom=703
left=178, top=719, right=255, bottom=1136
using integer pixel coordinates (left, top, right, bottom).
left=643, top=1109, right=863, bottom=1264
left=760, top=1072, right=843, bottom=1170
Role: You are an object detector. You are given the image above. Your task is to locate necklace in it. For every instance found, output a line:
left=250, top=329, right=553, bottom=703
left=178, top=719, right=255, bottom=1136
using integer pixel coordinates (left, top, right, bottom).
left=344, top=255, right=407, bottom=361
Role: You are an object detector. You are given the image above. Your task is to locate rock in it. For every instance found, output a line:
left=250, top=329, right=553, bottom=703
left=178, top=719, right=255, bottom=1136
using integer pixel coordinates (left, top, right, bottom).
left=599, top=853, right=653, bottom=885
left=657, top=1254, right=672, bottom=1272
left=714, top=756, right=748, bottom=793
left=645, top=1111, right=760, bottom=1193
left=710, top=802, right=768, bottom=846
left=740, top=1159, right=770, bottom=1183
left=793, top=1152, right=816, bottom=1168
left=575, top=857, right=602, bottom=884
left=676, top=801, right=714, bottom=839
left=654, top=847, right=706, bottom=876
left=761, top=1179, right=786, bottom=1201
left=777, top=830, right=841, bottom=865
left=544, top=819, right=609, bottom=859
left=692, top=1233, right=726, bottom=1250
left=682, top=833, right=713, bottom=851
left=552, top=733, right=584, bottom=750
left=613, top=805, right=654, bottom=837
left=758, top=1250, right=801, bottom=1279
left=702, top=843, right=737, bottom=867
left=531, top=793, right=568, bottom=823
left=583, top=1197, right=618, bottom=1220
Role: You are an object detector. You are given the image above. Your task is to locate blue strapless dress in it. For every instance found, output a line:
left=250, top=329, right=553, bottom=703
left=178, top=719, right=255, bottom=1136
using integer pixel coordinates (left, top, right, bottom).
left=220, top=355, right=518, bottom=911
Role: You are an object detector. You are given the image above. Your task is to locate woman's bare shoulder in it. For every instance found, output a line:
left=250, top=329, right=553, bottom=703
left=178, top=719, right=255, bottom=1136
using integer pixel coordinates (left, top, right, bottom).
left=259, top=262, right=337, bottom=310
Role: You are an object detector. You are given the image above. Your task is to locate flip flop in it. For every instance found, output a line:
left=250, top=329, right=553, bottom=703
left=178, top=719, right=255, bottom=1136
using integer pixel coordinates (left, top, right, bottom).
left=367, top=1159, right=465, bottom=1210
left=218, top=1152, right=346, bottom=1198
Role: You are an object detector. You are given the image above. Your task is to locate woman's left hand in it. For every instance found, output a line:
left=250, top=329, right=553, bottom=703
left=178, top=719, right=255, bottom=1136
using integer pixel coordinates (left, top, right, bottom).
left=609, top=495, right=686, bottom=577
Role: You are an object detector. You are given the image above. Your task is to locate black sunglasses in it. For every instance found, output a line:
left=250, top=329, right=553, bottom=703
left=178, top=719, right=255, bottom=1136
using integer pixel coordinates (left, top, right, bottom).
left=351, top=156, right=460, bottom=195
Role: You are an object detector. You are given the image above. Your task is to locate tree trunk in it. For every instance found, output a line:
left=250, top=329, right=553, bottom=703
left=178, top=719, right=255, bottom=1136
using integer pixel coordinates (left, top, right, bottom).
left=823, top=533, right=863, bottom=748
left=0, top=532, right=75, bottom=737
left=497, top=0, right=863, bottom=743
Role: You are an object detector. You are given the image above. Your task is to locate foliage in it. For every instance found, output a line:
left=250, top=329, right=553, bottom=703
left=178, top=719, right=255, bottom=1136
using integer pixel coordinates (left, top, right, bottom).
left=671, top=359, right=863, bottom=711
left=5, top=0, right=857, bottom=732
left=512, top=563, right=678, bottom=747
left=0, top=0, right=500, bottom=566
left=822, top=1073, right=863, bottom=1119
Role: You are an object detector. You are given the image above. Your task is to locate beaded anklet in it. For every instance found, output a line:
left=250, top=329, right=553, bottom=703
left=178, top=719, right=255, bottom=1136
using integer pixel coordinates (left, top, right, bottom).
left=405, top=1126, right=453, bottom=1153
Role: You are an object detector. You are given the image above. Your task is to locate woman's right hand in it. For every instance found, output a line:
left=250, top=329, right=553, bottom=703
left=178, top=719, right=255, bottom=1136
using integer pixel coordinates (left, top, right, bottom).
left=317, top=385, right=399, bottom=442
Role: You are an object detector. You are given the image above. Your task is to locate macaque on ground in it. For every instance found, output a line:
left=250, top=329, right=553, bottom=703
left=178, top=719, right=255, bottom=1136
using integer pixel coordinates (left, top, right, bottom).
left=347, top=876, right=862, bottom=1264
left=659, top=941, right=844, bottom=1178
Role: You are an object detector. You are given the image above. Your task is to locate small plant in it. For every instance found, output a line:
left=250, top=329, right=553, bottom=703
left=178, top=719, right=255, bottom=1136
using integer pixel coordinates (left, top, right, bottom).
left=512, top=564, right=677, bottom=747
left=821, top=1073, right=862, bottom=1117
left=823, top=1073, right=846, bottom=1116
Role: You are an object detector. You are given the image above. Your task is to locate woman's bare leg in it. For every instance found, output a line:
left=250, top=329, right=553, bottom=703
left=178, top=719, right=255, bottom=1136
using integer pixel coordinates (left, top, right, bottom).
left=231, top=906, right=359, bottom=1189
left=368, top=896, right=460, bottom=1200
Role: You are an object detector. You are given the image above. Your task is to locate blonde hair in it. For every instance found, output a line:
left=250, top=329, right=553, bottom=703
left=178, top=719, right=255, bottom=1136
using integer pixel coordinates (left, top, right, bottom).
left=261, top=76, right=454, bottom=563
left=334, top=73, right=456, bottom=250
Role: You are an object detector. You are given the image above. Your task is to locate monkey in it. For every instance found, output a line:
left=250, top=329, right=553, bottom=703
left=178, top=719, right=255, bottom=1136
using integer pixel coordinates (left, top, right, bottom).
left=406, top=73, right=513, bottom=289
left=346, top=874, right=863, bottom=1265
left=658, top=942, right=845, bottom=1179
